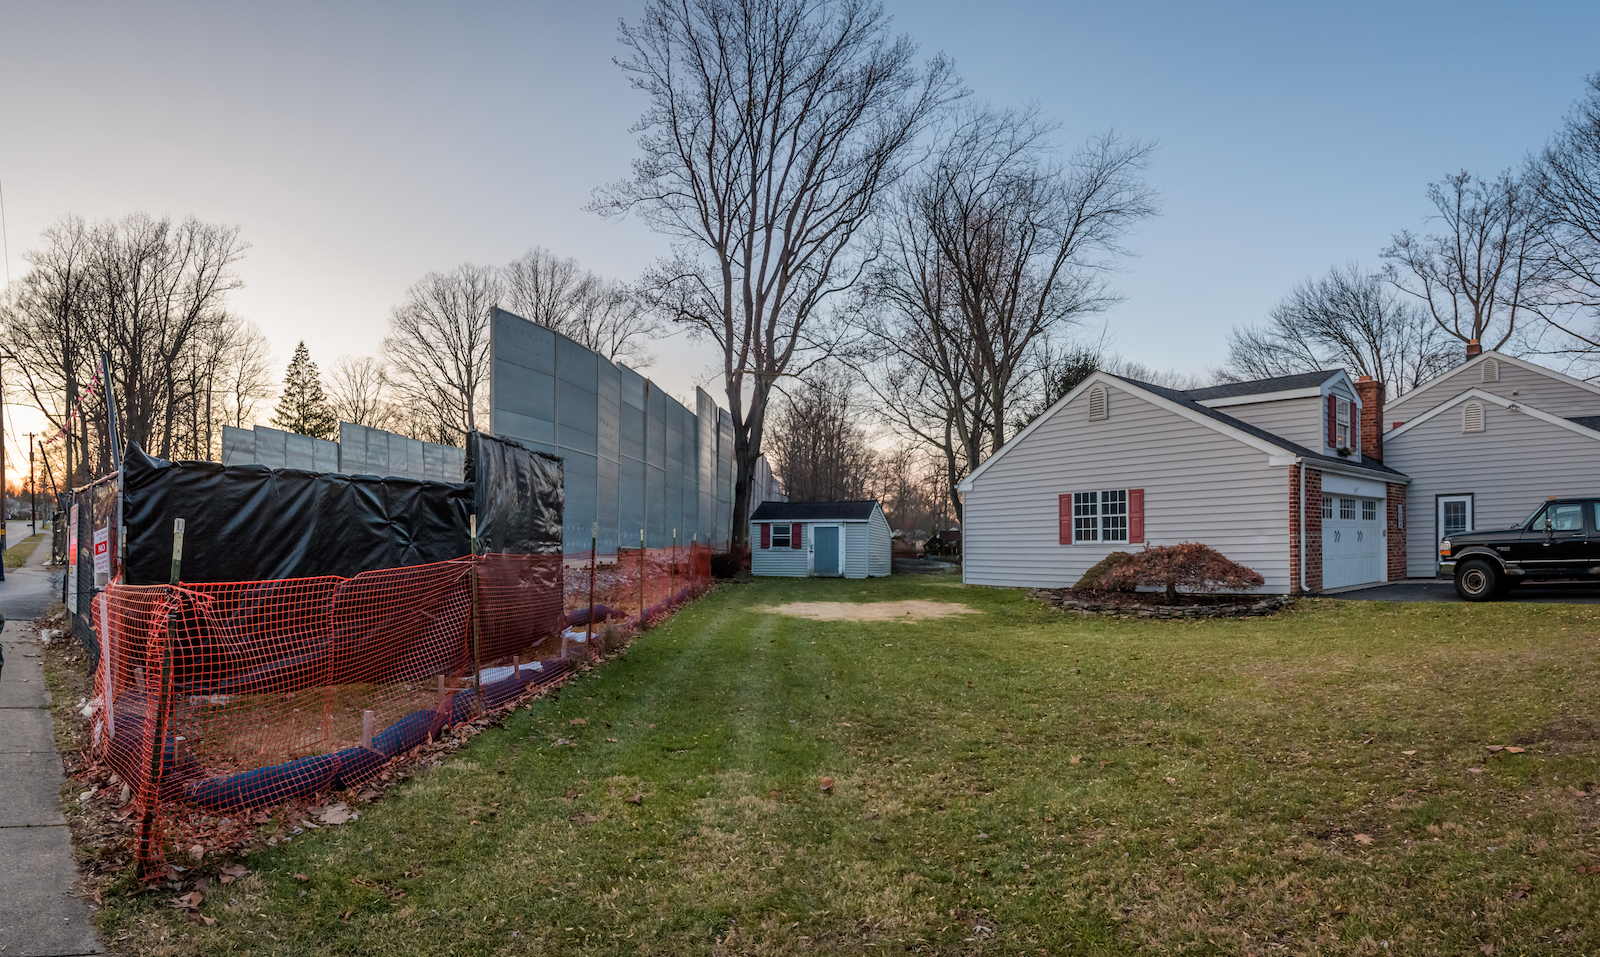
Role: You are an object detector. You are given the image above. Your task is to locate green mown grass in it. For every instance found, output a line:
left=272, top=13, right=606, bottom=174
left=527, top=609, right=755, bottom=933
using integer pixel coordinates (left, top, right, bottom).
left=5, top=531, right=45, bottom=567
left=98, top=573, right=1600, bottom=955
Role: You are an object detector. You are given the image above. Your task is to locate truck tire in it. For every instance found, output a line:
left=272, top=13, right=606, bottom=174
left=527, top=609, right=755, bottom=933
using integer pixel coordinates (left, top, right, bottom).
left=1455, top=559, right=1501, bottom=602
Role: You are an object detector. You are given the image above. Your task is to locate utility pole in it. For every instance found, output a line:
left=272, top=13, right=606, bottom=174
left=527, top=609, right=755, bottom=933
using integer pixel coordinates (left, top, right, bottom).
left=28, top=433, right=35, bottom=534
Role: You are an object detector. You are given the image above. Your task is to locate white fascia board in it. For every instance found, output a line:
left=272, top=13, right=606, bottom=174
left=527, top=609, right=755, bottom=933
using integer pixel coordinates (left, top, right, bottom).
left=1196, top=386, right=1325, bottom=408
left=1311, top=458, right=1411, bottom=485
left=957, top=371, right=1290, bottom=492
left=1384, top=387, right=1600, bottom=442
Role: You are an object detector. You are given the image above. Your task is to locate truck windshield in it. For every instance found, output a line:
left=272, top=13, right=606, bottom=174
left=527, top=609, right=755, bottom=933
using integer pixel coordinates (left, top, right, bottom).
left=1521, top=504, right=1547, bottom=529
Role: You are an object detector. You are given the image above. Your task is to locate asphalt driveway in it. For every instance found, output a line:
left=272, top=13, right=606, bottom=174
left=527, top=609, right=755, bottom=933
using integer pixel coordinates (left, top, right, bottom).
left=1334, top=579, right=1600, bottom=604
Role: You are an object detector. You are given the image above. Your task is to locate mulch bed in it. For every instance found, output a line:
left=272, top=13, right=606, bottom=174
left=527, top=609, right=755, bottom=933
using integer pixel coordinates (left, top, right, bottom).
left=1030, top=588, right=1293, bottom=619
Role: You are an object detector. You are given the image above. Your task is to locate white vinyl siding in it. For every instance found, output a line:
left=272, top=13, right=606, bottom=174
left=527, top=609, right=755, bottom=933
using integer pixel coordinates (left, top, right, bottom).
left=866, top=507, right=893, bottom=577
left=1203, top=395, right=1325, bottom=451
left=1389, top=357, right=1600, bottom=422
left=750, top=524, right=809, bottom=577
left=963, top=383, right=1291, bottom=592
left=1383, top=402, right=1600, bottom=573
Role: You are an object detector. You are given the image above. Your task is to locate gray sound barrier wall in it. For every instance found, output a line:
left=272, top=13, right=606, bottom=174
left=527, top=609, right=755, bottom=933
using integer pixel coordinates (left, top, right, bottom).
left=220, top=423, right=464, bottom=482
left=490, top=307, right=763, bottom=554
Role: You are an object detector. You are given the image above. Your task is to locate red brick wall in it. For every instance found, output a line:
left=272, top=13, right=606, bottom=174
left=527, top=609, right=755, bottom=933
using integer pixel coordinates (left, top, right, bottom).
left=1289, top=465, right=1324, bottom=594
left=1386, top=482, right=1408, bottom=581
left=1355, top=377, right=1385, bottom=463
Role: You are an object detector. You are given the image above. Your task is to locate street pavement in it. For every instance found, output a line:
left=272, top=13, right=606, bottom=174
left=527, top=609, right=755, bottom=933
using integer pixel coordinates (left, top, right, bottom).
left=1334, top=578, right=1600, bottom=604
left=0, top=527, right=105, bottom=956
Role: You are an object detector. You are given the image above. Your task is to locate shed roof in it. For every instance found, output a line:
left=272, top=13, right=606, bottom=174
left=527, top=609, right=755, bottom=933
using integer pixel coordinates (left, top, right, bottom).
left=750, top=500, right=880, bottom=522
left=1569, top=416, right=1600, bottom=433
left=1182, top=370, right=1340, bottom=401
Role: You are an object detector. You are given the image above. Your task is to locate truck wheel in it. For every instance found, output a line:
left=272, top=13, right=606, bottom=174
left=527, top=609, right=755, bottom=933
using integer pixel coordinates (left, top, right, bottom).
left=1455, top=560, right=1501, bottom=602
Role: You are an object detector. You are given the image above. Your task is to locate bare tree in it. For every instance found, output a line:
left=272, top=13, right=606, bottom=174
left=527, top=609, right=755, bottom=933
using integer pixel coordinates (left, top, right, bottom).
left=216, top=320, right=276, bottom=431
left=2, top=213, right=248, bottom=475
left=327, top=355, right=396, bottom=430
left=1383, top=170, right=1548, bottom=352
left=1221, top=263, right=1457, bottom=395
left=764, top=366, right=878, bottom=502
left=383, top=264, right=499, bottom=446
left=859, top=108, right=1157, bottom=518
left=1531, top=72, right=1600, bottom=369
left=869, top=442, right=955, bottom=542
left=594, top=0, right=958, bottom=546
left=501, top=247, right=661, bottom=367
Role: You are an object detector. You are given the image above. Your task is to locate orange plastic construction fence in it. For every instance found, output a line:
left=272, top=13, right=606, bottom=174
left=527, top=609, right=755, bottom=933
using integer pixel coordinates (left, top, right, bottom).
left=88, top=543, right=714, bottom=878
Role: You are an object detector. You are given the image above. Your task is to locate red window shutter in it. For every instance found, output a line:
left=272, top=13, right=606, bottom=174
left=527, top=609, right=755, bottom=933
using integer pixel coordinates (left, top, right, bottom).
left=1059, top=494, right=1072, bottom=544
left=791, top=523, right=803, bottom=549
left=760, top=523, right=770, bottom=549
left=1128, top=489, right=1144, bottom=543
left=1326, top=394, right=1338, bottom=446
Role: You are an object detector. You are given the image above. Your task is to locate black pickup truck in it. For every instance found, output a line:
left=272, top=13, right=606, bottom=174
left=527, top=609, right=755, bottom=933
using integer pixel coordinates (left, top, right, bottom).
left=1439, top=498, right=1600, bottom=600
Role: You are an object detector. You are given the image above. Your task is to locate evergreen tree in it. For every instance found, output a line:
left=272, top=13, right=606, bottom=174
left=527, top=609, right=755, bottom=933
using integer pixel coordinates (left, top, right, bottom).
left=271, top=341, right=338, bottom=440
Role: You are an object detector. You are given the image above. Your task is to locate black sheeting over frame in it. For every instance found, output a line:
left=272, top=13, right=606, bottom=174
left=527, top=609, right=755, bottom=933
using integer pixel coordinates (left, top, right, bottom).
left=121, top=444, right=472, bottom=584
left=464, top=432, right=564, bottom=555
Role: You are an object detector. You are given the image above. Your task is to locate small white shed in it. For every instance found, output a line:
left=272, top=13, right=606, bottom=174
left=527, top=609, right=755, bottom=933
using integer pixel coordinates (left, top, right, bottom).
left=750, top=501, right=892, bottom=578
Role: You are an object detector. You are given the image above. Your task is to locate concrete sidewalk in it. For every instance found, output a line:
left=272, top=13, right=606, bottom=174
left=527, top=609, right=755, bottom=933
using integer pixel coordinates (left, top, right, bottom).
left=0, top=526, right=105, bottom=955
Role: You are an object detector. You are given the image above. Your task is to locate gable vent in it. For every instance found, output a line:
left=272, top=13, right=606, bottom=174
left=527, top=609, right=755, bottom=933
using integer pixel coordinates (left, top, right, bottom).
left=1481, top=358, right=1499, bottom=383
left=1087, top=385, right=1108, bottom=421
left=1462, top=401, right=1485, bottom=433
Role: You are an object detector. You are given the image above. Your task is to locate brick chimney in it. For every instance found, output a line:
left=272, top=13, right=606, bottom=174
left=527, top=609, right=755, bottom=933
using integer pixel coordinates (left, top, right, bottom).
left=1355, top=375, right=1385, bottom=463
left=1466, top=338, right=1482, bottom=356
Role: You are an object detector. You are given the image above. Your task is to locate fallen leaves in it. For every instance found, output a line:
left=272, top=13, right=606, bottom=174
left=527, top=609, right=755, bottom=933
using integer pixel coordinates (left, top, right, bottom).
left=1577, top=864, right=1600, bottom=875
left=1402, top=750, right=1417, bottom=756
left=1485, top=745, right=1527, bottom=754
left=1069, top=755, right=1081, bottom=764
left=819, top=776, right=834, bottom=792
left=569, top=718, right=588, bottom=726
left=313, top=803, right=354, bottom=826
left=218, top=864, right=248, bottom=884
left=168, top=891, right=204, bottom=911
left=1466, top=768, right=1485, bottom=774
left=293, top=873, right=309, bottom=882
left=1354, top=834, right=1374, bottom=845
left=626, top=793, right=644, bottom=804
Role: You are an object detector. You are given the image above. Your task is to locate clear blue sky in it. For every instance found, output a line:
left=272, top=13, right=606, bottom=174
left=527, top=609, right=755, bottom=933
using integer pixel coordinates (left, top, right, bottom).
left=3, top=1, right=1598, bottom=421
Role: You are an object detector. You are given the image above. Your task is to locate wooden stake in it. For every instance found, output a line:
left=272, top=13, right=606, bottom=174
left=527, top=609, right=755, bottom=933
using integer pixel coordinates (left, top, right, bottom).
left=361, top=710, right=375, bottom=750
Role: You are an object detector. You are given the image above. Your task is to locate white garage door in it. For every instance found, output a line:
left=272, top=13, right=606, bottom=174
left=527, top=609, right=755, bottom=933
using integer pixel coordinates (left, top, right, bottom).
left=1323, top=495, right=1384, bottom=589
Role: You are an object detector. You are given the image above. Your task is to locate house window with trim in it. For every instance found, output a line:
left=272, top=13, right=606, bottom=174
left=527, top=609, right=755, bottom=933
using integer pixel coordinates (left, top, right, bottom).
left=1336, top=398, right=1352, bottom=449
left=771, top=523, right=791, bottom=548
left=1340, top=497, right=1356, bottom=520
left=1073, top=490, right=1128, bottom=543
left=1321, top=497, right=1332, bottom=520
left=1362, top=500, right=1377, bottom=521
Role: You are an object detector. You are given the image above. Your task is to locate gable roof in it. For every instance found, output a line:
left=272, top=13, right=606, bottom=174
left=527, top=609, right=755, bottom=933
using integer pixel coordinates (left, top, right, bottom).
left=957, top=370, right=1404, bottom=492
left=1388, top=349, right=1600, bottom=413
left=1183, top=370, right=1341, bottom=402
left=1385, top=388, right=1600, bottom=442
left=750, top=500, right=880, bottom=522
left=1113, top=375, right=1406, bottom=477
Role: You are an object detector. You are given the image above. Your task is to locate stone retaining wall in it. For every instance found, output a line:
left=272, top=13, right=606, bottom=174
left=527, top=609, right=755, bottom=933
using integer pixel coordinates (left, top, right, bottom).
left=1030, top=589, right=1294, bottom=620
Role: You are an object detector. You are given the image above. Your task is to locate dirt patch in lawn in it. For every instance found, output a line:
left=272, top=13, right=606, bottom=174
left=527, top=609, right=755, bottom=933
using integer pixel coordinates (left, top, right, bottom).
left=758, top=600, right=980, bottom=621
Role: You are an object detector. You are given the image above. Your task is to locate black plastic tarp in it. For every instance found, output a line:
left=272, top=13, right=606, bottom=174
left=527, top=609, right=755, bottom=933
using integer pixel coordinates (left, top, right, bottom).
left=121, top=444, right=472, bottom=585
left=464, top=432, right=564, bottom=554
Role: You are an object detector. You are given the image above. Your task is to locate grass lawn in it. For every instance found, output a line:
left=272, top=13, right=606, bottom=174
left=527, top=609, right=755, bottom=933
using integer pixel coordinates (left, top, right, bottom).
left=5, top=531, right=45, bottom=567
left=97, top=572, right=1600, bottom=955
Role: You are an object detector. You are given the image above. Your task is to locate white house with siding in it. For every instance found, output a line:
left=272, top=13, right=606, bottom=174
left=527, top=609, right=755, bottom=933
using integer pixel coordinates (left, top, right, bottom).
left=750, top=501, right=892, bottom=578
left=1383, top=351, right=1600, bottom=577
left=959, top=369, right=1405, bottom=594
left=960, top=344, right=1600, bottom=594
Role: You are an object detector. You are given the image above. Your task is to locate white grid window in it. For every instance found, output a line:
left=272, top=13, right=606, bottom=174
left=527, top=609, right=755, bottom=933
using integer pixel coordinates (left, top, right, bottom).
left=1340, top=497, right=1356, bottom=520
left=1336, top=398, right=1352, bottom=448
left=1321, top=498, right=1332, bottom=520
left=1073, top=490, right=1128, bottom=543
left=1362, top=500, right=1377, bottom=521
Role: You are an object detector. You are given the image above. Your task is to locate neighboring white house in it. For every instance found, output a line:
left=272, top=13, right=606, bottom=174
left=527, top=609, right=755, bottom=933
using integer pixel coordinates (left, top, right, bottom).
left=1382, top=352, right=1600, bottom=576
left=750, top=501, right=892, bottom=578
left=959, top=344, right=1600, bottom=594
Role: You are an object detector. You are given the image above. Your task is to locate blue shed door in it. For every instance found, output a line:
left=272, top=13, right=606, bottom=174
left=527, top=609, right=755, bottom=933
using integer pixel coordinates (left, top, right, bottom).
left=812, top=525, right=842, bottom=576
